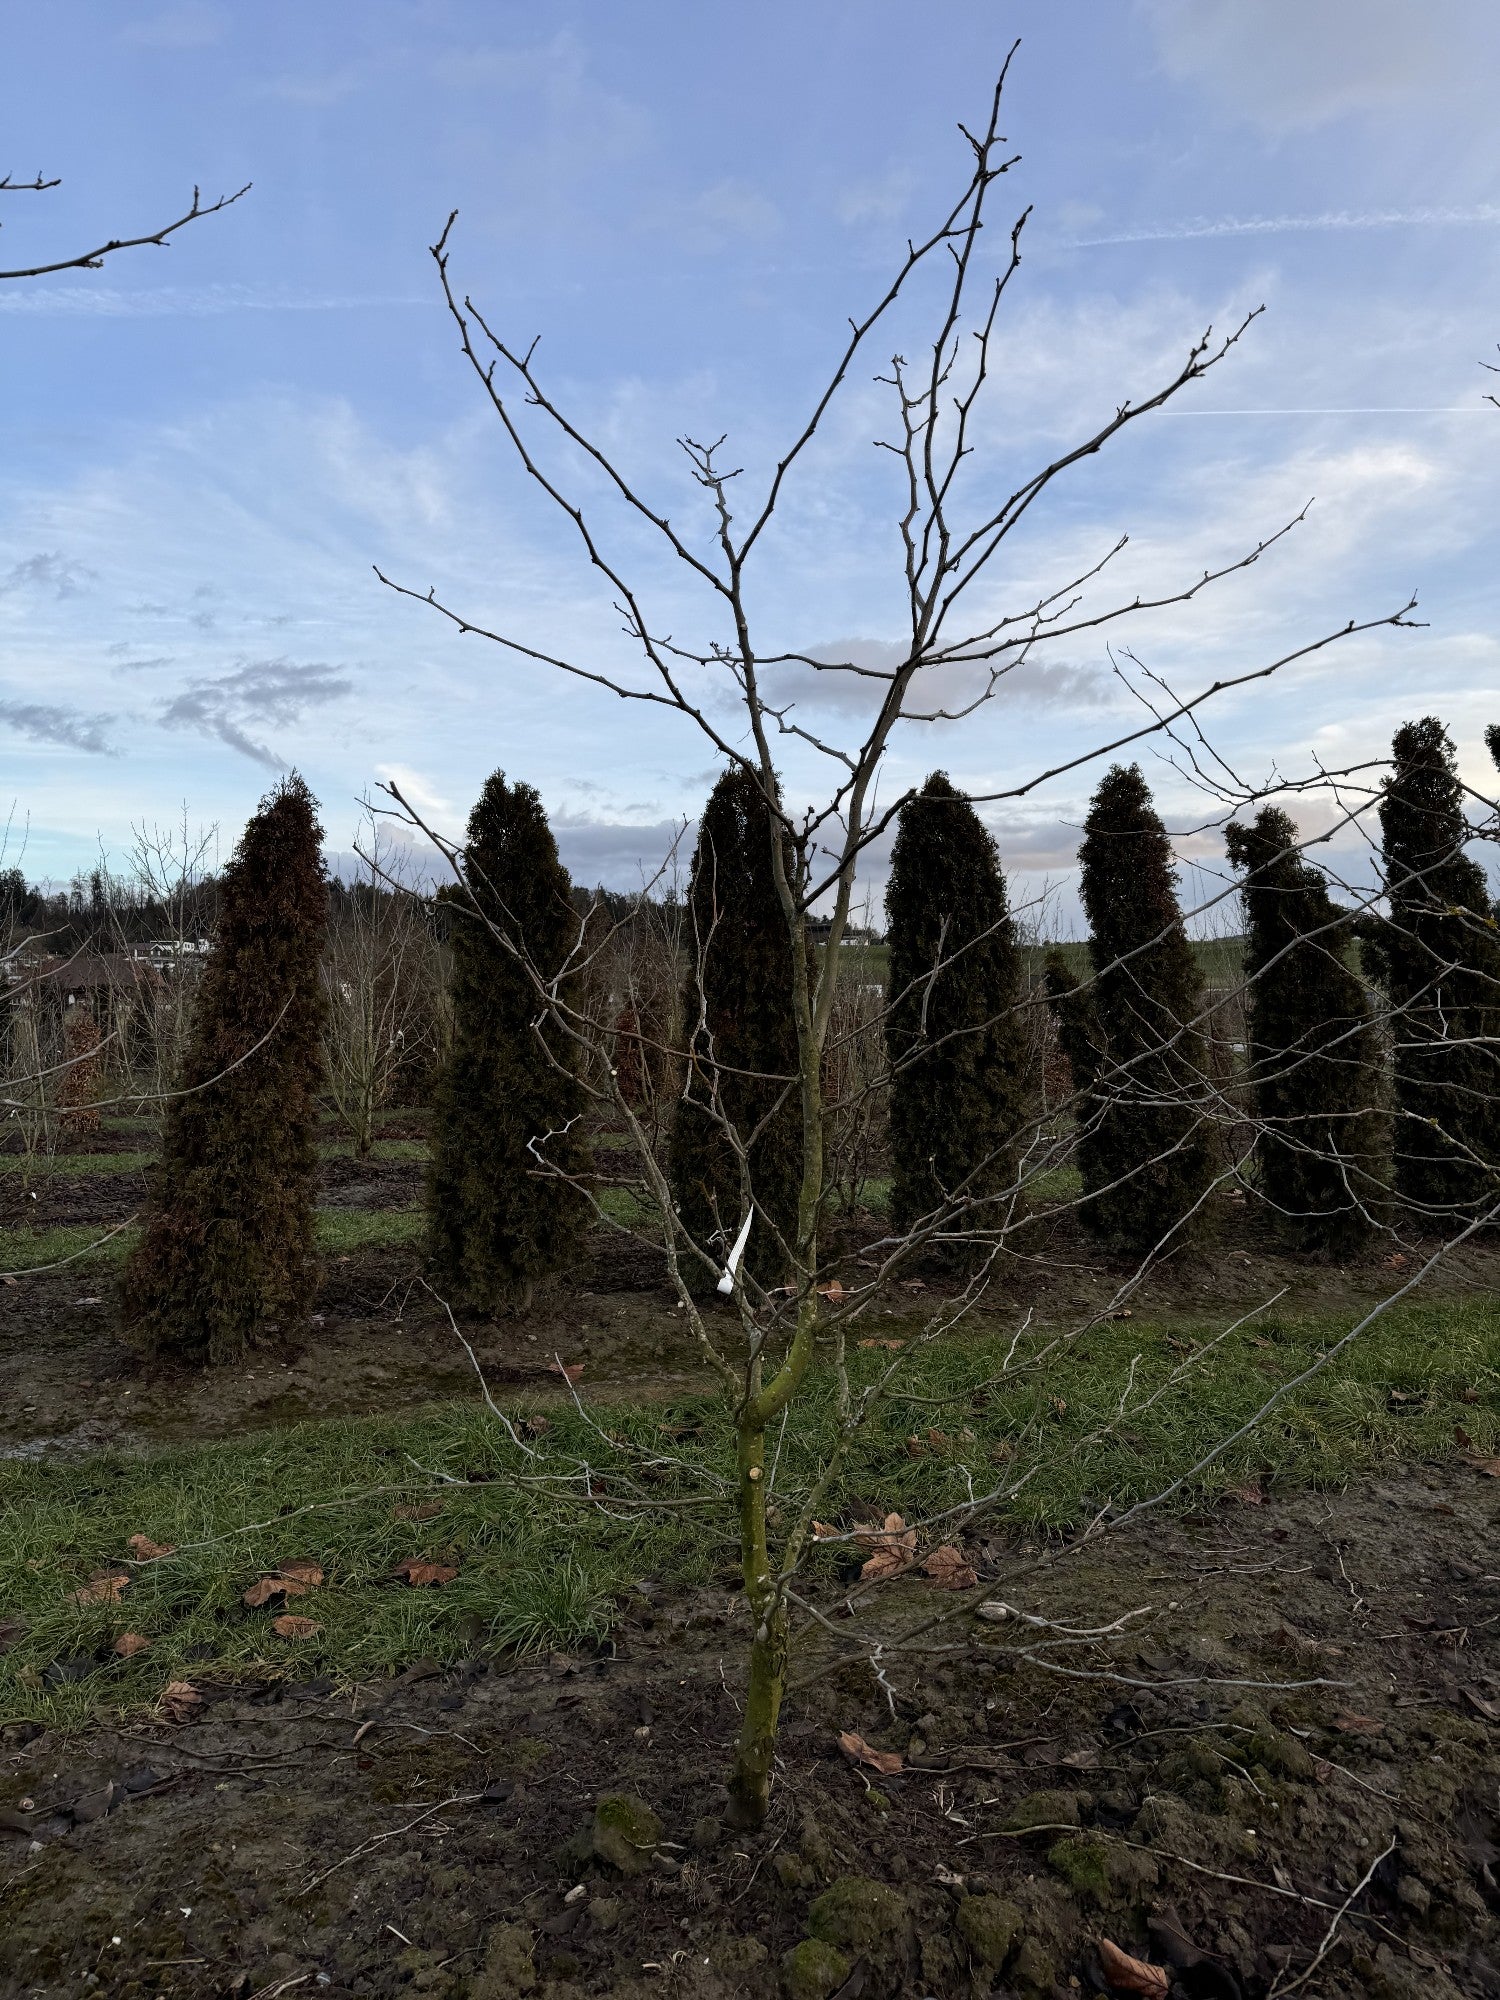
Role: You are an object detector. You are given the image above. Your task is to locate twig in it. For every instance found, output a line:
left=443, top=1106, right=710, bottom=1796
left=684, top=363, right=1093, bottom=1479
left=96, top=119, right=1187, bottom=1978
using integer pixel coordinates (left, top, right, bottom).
left=1270, top=1834, right=1397, bottom=1997
left=297, top=1792, right=484, bottom=1895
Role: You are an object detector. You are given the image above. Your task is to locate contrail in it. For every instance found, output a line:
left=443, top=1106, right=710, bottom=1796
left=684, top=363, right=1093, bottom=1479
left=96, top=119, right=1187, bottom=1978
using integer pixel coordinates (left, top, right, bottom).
left=1069, top=204, right=1500, bottom=247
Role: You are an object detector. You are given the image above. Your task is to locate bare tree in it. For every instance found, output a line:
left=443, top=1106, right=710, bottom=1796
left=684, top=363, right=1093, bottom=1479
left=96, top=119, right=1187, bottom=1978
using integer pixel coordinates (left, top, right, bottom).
left=380, top=48, right=1441, bottom=1827
left=324, top=823, right=442, bottom=1157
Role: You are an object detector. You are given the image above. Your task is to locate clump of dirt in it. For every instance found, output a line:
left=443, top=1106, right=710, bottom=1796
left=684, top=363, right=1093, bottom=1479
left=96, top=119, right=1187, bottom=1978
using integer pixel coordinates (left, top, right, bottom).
left=3, top=1458, right=1497, bottom=1997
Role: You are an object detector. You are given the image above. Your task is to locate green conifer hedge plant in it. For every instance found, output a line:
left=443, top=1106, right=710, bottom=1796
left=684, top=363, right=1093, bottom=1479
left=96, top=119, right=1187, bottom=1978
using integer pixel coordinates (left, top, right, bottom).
left=427, top=771, right=590, bottom=1311
left=121, top=774, right=328, bottom=1364
left=885, top=771, right=1027, bottom=1241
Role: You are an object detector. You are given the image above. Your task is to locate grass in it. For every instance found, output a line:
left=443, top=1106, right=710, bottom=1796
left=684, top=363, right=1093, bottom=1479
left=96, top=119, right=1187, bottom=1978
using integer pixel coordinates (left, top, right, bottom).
left=2, top=1294, right=1494, bottom=1727
left=0, top=1137, right=428, bottom=1175
left=0, top=1206, right=424, bottom=1273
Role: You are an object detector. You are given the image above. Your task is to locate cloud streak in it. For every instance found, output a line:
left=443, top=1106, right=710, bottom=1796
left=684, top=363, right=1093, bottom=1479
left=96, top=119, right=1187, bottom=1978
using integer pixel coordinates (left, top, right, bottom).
left=1071, top=204, right=1500, bottom=248
left=0, top=699, right=115, bottom=755
left=160, top=657, right=353, bottom=768
left=0, top=285, right=426, bottom=319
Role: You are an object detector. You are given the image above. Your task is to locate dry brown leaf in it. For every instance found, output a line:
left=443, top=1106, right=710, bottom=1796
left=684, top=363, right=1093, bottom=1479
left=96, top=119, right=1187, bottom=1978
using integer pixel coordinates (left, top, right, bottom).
left=1459, top=1386, right=1481, bottom=1404
left=921, top=1545, right=978, bottom=1591
left=394, top=1558, right=458, bottom=1587
left=856, top=1338, right=904, bottom=1351
left=552, top=1358, right=585, bottom=1386
left=393, top=1497, right=445, bottom=1522
left=816, top=1280, right=846, bottom=1304
left=811, top=1521, right=840, bottom=1541
left=926, top=1427, right=951, bottom=1453
left=1225, top=1483, right=1265, bottom=1507
left=126, top=1534, right=174, bottom=1562
left=159, top=1680, right=202, bottom=1723
left=271, top=1614, right=322, bottom=1639
left=1050, top=1396, right=1068, bottom=1418
left=838, top=1729, right=904, bottom=1776
left=1332, top=1711, right=1383, bottom=1735
left=524, top=1415, right=552, bottom=1437
left=855, top=1513, right=917, bottom=1583
left=72, top=1572, right=128, bottom=1606
left=242, top=1576, right=308, bottom=1609
left=1096, top=1937, right=1168, bottom=1997
left=904, top=1435, right=927, bottom=1457
left=276, top=1559, right=324, bottom=1587
left=112, top=1632, right=151, bottom=1658
left=1456, top=1425, right=1476, bottom=1450
left=1470, top=1456, right=1500, bottom=1479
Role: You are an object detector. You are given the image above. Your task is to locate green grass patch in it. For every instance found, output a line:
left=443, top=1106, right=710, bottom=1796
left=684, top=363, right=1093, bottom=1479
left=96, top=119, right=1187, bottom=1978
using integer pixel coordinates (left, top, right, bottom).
left=0, top=1205, right=425, bottom=1273
left=0, top=1151, right=155, bottom=1178
left=1, top=1295, right=1494, bottom=1725
left=315, top=1208, right=425, bottom=1253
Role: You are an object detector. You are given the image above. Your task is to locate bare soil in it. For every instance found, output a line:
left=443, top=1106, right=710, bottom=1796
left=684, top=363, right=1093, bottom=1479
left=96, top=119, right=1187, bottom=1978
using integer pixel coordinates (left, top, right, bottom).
left=3, top=1457, right=1497, bottom=1998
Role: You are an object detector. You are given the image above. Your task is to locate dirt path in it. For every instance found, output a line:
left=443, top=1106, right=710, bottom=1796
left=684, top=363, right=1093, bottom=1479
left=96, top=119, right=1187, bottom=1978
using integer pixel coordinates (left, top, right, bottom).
left=3, top=1458, right=1497, bottom=1998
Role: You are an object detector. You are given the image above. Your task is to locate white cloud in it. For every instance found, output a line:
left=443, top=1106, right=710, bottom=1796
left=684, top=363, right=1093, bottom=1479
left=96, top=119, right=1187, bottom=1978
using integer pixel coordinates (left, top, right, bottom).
left=1139, top=0, right=1497, bottom=132
left=0, top=285, right=426, bottom=319
left=119, top=3, right=229, bottom=50
left=1072, top=205, right=1500, bottom=248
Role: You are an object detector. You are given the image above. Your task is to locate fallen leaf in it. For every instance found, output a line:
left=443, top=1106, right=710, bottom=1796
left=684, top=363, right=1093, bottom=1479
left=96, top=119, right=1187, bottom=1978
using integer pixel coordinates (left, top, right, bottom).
left=1225, top=1483, right=1265, bottom=1507
left=271, top=1614, right=322, bottom=1639
left=1384, top=1252, right=1410, bottom=1269
left=1332, top=1711, right=1383, bottom=1735
left=899, top=1279, right=926, bottom=1292
left=812, top=1521, right=841, bottom=1541
left=1456, top=1426, right=1475, bottom=1450
left=72, top=1572, right=128, bottom=1605
left=125, top=1534, right=174, bottom=1562
left=1108, top=1308, right=1133, bottom=1321
left=552, top=1359, right=585, bottom=1387
left=159, top=1680, right=202, bottom=1724
left=838, top=1729, right=904, bottom=1776
left=855, top=1513, right=917, bottom=1583
left=276, top=1559, right=324, bottom=1587
left=1462, top=1688, right=1500, bottom=1722
left=816, top=1280, right=846, bottom=1304
left=1061, top=1746, right=1100, bottom=1769
left=988, top=1438, right=1015, bottom=1465
left=921, top=1545, right=978, bottom=1591
left=926, top=1427, right=951, bottom=1453
left=394, top=1558, right=458, bottom=1587
left=242, top=1576, right=309, bottom=1608
left=112, top=1632, right=151, bottom=1658
left=904, top=1435, right=927, bottom=1457
left=393, top=1497, right=445, bottom=1522
left=1470, top=1457, right=1500, bottom=1479
left=524, top=1415, right=552, bottom=1438
left=1459, top=1386, right=1481, bottom=1404
left=856, top=1338, right=904, bottom=1351
left=1096, top=1938, right=1169, bottom=1997
left=1050, top=1397, right=1067, bottom=1418
left=0, top=1621, right=24, bottom=1655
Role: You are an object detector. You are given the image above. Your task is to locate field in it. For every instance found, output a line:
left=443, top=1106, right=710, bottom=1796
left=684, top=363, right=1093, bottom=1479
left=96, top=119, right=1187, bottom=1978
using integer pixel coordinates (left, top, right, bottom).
left=3, top=1109, right=1499, bottom=1999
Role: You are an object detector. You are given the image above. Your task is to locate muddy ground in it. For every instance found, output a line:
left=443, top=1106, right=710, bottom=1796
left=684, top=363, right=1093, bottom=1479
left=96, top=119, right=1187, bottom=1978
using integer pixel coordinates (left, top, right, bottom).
left=3, top=1456, right=1497, bottom=1998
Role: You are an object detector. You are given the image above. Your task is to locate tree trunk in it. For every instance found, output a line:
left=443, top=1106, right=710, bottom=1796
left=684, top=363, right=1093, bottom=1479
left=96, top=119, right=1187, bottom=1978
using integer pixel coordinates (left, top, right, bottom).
left=726, top=1422, right=787, bottom=1827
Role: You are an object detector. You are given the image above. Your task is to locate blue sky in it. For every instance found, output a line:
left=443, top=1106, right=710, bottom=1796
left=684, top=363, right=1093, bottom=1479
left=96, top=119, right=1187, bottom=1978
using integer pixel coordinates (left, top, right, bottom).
left=3, top=0, right=1498, bottom=914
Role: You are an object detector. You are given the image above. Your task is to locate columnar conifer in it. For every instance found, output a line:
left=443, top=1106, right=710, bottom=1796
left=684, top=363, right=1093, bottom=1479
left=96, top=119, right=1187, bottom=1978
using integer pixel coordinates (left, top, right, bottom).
left=1050, top=764, right=1215, bottom=1248
left=668, top=765, right=801, bottom=1283
left=121, top=775, right=328, bottom=1364
left=885, top=772, right=1026, bottom=1236
left=1226, top=806, right=1385, bottom=1248
left=1367, top=718, right=1500, bottom=1216
left=427, top=772, right=589, bottom=1310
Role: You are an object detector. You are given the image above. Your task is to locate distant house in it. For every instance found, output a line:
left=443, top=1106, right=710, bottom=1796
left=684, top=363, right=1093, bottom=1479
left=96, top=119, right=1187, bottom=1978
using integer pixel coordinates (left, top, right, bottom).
left=5, top=951, right=170, bottom=1014
left=807, top=918, right=880, bottom=948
